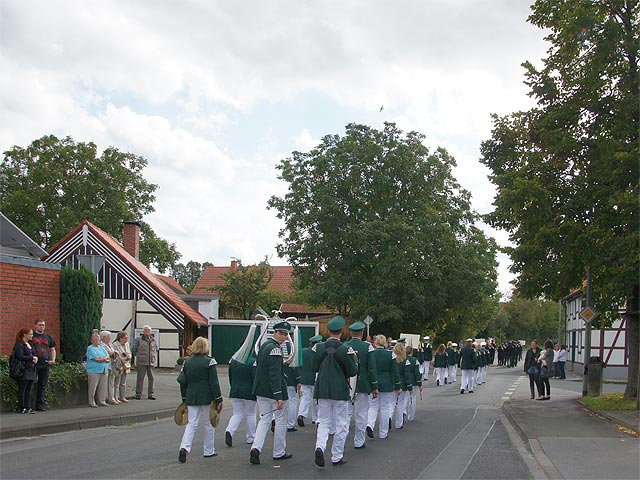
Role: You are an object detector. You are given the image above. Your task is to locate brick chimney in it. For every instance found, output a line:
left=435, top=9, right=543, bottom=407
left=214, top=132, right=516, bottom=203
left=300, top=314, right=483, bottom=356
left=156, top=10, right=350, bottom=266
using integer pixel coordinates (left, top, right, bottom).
left=230, top=259, right=238, bottom=270
left=123, top=221, right=141, bottom=260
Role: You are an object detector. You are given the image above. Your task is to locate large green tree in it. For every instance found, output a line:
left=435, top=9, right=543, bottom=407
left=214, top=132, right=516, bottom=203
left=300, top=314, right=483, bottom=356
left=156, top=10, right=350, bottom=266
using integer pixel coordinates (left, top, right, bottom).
left=269, top=122, right=499, bottom=335
left=216, top=258, right=275, bottom=320
left=1, top=135, right=181, bottom=272
left=480, top=0, right=638, bottom=398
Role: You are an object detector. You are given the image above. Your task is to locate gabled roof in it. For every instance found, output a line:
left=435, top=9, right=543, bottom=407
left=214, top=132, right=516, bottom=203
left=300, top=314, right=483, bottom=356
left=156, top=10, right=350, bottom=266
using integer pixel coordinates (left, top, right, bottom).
left=192, top=264, right=295, bottom=296
left=0, top=212, right=48, bottom=258
left=156, top=274, right=187, bottom=295
left=46, top=220, right=207, bottom=328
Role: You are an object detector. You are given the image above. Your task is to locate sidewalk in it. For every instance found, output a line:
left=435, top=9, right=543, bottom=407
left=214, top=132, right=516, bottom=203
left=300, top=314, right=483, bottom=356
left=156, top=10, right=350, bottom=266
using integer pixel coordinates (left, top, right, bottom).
left=503, top=370, right=639, bottom=479
left=0, top=367, right=230, bottom=441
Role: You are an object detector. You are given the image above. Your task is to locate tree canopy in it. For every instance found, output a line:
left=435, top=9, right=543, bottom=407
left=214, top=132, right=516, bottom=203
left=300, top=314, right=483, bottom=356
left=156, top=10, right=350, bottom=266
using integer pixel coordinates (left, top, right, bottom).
left=1, top=135, right=181, bottom=272
left=269, top=122, right=498, bottom=335
left=480, top=0, right=638, bottom=398
left=216, top=258, right=275, bottom=320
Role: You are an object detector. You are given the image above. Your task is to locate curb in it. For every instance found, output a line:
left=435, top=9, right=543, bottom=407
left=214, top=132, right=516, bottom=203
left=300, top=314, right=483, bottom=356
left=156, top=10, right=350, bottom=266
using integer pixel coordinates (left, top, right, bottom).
left=576, top=400, right=639, bottom=437
left=0, top=408, right=175, bottom=440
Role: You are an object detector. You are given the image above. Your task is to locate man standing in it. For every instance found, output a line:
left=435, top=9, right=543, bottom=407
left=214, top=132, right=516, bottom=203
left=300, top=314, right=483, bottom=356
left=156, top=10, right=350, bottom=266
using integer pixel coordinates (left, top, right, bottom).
left=31, top=319, right=56, bottom=411
left=133, top=325, right=157, bottom=400
left=345, top=321, right=378, bottom=450
left=298, top=335, right=323, bottom=427
left=312, top=316, right=358, bottom=467
left=249, top=321, right=293, bottom=465
left=421, top=335, right=432, bottom=381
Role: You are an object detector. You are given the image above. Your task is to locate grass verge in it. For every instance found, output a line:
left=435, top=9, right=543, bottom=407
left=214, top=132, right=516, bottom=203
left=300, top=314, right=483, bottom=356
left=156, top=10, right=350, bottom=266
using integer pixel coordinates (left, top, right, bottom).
left=581, top=392, right=637, bottom=411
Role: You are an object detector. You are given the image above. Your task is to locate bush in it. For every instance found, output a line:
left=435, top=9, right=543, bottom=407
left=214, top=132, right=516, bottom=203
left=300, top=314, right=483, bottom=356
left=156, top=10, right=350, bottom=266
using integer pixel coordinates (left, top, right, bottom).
left=0, top=355, right=87, bottom=409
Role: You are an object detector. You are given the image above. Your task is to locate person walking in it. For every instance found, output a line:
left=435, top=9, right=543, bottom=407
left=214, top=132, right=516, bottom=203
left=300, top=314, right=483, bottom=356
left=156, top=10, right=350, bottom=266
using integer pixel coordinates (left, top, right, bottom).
left=224, top=357, right=257, bottom=447
left=421, top=336, right=432, bottom=381
left=133, top=325, right=157, bottom=400
left=458, top=339, right=477, bottom=394
left=367, top=335, right=401, bottom=440
left=393, top=342, right=412, bottom=430
left=523, top=340, right=543, bottom=400
left=297, top=335, right=323, bottom=427
left=283, top=357, right=301, bottom=432
left=311, top=316, right=358, bottom=467
left=345, top=322, right=378, bottom=449
left=433, top=344, right=448, bottom=386
left=13, top=328, right=38, bottom=414
left=31, top=319, right=56, bottom=411
left=177, top=336, right=224, bottom=463
left=405, top=345, right=422, bottom=422
left=249, top=320, right=293, bottom=465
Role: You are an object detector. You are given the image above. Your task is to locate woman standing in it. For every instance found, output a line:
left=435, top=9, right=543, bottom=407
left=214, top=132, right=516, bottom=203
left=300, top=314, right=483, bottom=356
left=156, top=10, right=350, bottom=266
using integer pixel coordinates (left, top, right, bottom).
left=13, top=328, right=38, bottom=414
left=111, top=331, right=132, bottom=403
left=177, top=336, right=223, bottom=463
left=556, top=345, right=567, bottom=379
left=392, top=342, right=410, bottom=430
left=537, top=340, right=555, bottom=400
left=433, top=344, right=448, bottom=386
left=86, top=332, right=110, bottom=407
left=100, top=331, right=119, bottom=404
left=523, top=340, right=542, bottom=400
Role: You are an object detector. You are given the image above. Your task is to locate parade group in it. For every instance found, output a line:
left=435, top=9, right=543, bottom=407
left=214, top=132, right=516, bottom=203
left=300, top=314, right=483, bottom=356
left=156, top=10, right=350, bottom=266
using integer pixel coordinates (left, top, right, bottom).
left=175, top=316, right=524, bottom=467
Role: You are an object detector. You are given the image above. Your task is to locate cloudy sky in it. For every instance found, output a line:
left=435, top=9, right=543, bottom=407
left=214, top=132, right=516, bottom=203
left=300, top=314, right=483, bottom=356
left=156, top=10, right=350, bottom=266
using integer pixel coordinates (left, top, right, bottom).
left=1, top=0, right=548, bottom=298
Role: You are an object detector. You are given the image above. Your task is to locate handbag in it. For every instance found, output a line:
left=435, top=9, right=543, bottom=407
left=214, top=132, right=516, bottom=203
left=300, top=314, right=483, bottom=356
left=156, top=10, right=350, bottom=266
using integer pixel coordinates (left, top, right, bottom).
left=540, top=364, right=551, bottom=378
left=9, top=351, right=26, bottom=380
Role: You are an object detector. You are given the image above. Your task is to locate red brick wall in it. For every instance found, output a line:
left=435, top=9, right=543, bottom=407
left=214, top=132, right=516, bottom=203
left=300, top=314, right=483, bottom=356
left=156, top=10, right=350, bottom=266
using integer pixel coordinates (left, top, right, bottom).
left=0, top=262, right=60, bottom=356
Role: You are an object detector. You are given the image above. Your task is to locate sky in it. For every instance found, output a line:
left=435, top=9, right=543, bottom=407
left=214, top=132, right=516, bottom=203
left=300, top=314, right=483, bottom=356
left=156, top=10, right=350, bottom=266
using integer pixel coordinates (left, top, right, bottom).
left=0, top=0, right=549, bottom=299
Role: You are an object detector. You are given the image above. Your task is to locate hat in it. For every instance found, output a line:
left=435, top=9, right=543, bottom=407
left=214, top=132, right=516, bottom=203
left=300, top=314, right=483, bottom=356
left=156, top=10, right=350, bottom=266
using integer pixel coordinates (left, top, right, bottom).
left=210, top=402, right=222, bottom=428
left=466, top=338, right=473, bottom=342
left=452, top=343, right=457, bottom=347
left=273, top=321, right=291, bottom=332
left=424, top=335, right=430, bottom=340
left=397, top=337, right=406, bottom=343
left=349, top=321, right=366, bottom=332
left=309, top=334, right=323, bottom=343
left=480, top=342, right=487, bottom=346
left=174, top=402, right=188, bottom=426
left=327, top=316, right=346, bottom=332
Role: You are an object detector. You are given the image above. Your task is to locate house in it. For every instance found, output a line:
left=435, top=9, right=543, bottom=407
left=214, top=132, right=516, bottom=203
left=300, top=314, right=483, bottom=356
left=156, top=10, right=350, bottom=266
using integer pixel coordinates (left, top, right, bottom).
left=0, top=213, right=60, bottom=356
left=563, top=288, right=629, bottom=380
left=45, top=221, right=208, bottom=367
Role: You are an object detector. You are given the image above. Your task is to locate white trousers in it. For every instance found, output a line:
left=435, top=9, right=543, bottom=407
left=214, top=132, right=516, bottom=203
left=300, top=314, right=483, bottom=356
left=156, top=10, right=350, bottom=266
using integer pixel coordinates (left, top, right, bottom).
left=180, top=405, right=215, bottom=456
left=251, top=396, right=288, bottom=458
left=298, top=385, right=316, bottom=422
left=368, top=391, right=395, bottom=438
left=316, top=399, right=349, bottom=463
left=461, top=369, right=474, bottom=391
left=395, top=390, right=409, bottom=429
left=447, top=365, right=457, bottom=382
left=347, top=392, right=370, bottom=448
left=407, top=388, right=418, bottom=421
left=286, top=386, right=299, bottom=428
left=435, top=367, right=447, bottom=384
left=422, top=361, right=431, bottom=380
left=226, top=398, right=256, bottom=444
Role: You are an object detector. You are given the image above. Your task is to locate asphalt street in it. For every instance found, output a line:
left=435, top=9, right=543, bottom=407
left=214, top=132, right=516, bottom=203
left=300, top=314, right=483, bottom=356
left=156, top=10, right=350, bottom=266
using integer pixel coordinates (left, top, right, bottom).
left=1, top=367, right=534, bottom=480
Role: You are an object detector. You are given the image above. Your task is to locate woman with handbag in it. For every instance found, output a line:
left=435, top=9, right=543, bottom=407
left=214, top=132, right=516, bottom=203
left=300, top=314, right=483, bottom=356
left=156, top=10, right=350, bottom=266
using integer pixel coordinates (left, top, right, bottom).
left=523, top=339, right=542, bottom=400
left=13, top=327, right=38, bottom=414
left=537, top=340, right=555, bottom=400
left=111, top=331, right=132, bottom=403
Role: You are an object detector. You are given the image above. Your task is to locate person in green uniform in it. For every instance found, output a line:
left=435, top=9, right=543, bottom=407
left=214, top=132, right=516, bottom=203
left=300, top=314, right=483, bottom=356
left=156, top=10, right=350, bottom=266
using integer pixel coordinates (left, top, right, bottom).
left=224, top=357, right=256, bottom=447
left=445, top=341, right=457, bottom=384
left=421, top=336, right=433, bottom=381
left=177, top=336, right=223, bottom=463
left=298, top=334, right=323, bottom=426
left=283, top=355, right=301, bottom=432
left=249, top=321, right=293, bottom=465
left=405, top=345, right=422, bottom=421
left=393, top=342, right=412, bottom=429
left=345, top=321, right=379, bottom=449
left=312, top=316, right=359, bottom=467
left=433, top=344, right=448, bottom=386
left=366, top=334, right=401, bottom=440
left=458, top=339, right=478, bottom=394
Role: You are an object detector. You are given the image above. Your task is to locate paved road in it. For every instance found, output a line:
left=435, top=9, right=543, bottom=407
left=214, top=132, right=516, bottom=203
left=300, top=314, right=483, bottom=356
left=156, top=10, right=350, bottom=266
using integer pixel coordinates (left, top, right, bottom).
left=1, top=367, right=536, bottom=480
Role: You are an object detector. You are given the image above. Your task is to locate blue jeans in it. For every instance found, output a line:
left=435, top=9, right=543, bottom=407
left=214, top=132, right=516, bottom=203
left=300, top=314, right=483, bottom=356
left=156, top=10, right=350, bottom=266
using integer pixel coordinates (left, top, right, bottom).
left=556, top=361, right=566, bottom=379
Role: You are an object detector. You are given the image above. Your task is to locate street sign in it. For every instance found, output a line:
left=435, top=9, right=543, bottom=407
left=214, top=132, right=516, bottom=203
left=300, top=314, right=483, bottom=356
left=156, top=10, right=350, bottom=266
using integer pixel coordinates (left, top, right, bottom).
left=363, top=315, right=373, bottom=326
left=580, top=305, right=598, bottom=322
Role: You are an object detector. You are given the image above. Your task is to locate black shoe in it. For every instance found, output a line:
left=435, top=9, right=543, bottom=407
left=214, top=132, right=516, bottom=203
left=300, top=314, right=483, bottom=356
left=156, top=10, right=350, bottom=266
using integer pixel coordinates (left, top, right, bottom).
left=287, top=427, right=297, bottom=432
left=225, top=431, right=232, bottom=447
left=436, top=379, right=440, bottom=386
left=469, top=390, right=474, bottom=393
left=178, top=448, right=187, bottom=463
left=250, top=448, right=260, bottom=465
left=444, top=378, right=447, bottom=384
left=315, top=447, right=325, bottom=467
left=332, top=459, right=347, bottom=466
left=273, top=453, right=293, bottom=460
left=355, top=444, right=366, bottom=449
left=460, top=389, right=465, bottom=394
left=203, top=453, right=217, bottom=458
left=297, top=415, right=305, bottom=427
left=135, top=396, right=141, bottom=400
left=388, top=418, right=392, bottom=429
left=148, top=396, right=156, bottom=400
left=271, top=419, right=275, bottom=433
left=366, top=426, right=374, bottom=438
left=27, top=409, right=36, bottom=414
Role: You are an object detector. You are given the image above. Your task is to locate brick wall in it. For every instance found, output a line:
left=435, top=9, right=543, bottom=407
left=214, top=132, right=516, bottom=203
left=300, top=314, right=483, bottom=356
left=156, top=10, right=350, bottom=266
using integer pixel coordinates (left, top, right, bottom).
left=0, top=261, right=60, bottom=356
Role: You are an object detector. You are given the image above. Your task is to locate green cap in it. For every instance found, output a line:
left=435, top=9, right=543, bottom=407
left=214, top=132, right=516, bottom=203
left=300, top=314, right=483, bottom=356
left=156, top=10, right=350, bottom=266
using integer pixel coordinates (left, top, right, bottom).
left=309, top=334, right=323, bottom=343
left=349, top=321, right=366, bottom=332
left=273, top=321, right=291, bottom=332
left=326, top=316, right=346, bottom=332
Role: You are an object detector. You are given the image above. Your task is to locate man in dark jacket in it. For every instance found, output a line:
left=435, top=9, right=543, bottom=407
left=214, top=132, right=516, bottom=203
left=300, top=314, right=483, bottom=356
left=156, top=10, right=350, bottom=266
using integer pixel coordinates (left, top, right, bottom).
left=458, top=339, right=478, bottom=394
left=298, top=335, right=323, bottom=426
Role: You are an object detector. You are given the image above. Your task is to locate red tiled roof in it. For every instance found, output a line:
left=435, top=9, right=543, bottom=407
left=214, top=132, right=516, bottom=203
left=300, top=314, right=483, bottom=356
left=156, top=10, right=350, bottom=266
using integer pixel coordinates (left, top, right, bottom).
left=280, top=303, right=334, bottom=315
left=47, top=220, right=207, bottom=327
left=192, top=264, right=295, bottom=296
left=155, top=274, right=187, bottom=295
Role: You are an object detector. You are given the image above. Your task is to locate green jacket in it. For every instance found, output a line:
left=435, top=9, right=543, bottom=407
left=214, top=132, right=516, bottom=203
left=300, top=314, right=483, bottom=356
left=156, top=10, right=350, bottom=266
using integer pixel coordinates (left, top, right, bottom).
left=422, top=343, right=433, bottom=361
left=228, top=359, right=256, bottom=401
left=252, top=338, right=288, bottom=401
left=458, top=346, right=477, bottom=370
left=397, top=357, right=413, bottom=391
left=177, top=354, right=223, bottom=406
left=300, top=347, right=316, bottom=385
left=312, top=338, right=359, bottom=401
left=446, top=347, right=458, bottom=365
left=283, top=363, right=301, bottom=387
left=406, top=354, right=422, bottom=388
left=370, top=346, right=401, bottom=392
left=344, top=337, right=379, bottom=393
left=433, top=351, right=448, bottom=368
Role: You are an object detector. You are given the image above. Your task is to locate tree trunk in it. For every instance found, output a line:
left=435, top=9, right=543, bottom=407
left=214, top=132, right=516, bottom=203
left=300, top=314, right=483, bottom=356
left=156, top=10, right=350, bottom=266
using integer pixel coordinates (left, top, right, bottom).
left=623, top=287, right=639, bottom=402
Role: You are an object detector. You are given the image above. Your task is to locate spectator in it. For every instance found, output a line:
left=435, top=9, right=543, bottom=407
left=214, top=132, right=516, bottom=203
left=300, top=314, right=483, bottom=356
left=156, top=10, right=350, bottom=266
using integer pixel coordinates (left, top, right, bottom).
left=111, top=331, right=132, bottom=403
left=177, top=336, right=223, bottom=463
left=556, top=345, right=567, bottom=379
left=86, top=333, right=110, bottom=407
left=100, top=331, right=119, bottom=404
left=133, top=325, right=157, bottom=400
left=31, top=319, right=56, bottom=411
left=552, top=345, right=560, bottom=378
left=537, top=340, right=554, bottom=400
left=523, top=340, right=542, bottom=400
left=13, top=328, right=38, bottom=414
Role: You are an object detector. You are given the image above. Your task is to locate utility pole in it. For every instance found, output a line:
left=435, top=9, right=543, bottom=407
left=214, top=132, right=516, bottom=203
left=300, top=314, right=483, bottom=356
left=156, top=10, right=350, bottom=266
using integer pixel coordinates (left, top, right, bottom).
left=582, top=267, right=592, bottom=397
